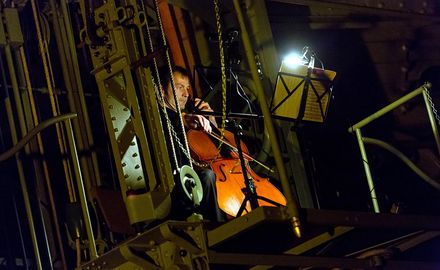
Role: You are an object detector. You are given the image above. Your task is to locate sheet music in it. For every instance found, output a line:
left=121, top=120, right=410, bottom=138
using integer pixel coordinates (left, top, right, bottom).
left=271, top=63, right=336, bottom=123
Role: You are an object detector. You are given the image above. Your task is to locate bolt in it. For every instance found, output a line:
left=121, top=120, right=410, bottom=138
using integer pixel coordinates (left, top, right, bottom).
left=179, top=249, right=188, bottom=257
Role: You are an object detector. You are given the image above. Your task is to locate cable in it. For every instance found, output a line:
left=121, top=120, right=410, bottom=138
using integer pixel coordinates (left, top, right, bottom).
left=363, top=137, right=440, bottom=191
left=0, top=113, right=77, bottom=162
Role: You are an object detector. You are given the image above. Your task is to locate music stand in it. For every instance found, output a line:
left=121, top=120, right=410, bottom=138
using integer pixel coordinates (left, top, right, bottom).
left=270, top=61, right=337, bottom=123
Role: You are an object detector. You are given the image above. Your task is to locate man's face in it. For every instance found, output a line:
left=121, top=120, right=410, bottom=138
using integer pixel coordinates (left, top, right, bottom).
left=165, top=72, right=191, bottom=110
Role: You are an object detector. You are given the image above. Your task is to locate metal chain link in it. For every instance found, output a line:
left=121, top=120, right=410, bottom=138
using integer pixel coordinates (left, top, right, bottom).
left=155, top=100, right=208, bottom=168
left=168, top=122, right=209, bottom=168
left=153, top=0, right=194, bottom=169
left=423, top=86, right=440, bottom=126
left=143, top=0, right=227, bottom=170
left=214, top=0, right=227, bottom=154
left=143, top=3, right=180, bottom=172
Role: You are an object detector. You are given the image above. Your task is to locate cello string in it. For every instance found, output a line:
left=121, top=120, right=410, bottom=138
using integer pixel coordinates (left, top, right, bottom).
left=188, top=103, right=274, bottom=173
left=206, top=131, right=274, bottom=173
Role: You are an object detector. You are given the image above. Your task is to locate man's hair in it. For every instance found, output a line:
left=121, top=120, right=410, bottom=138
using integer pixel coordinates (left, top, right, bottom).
left=158, top=65, right=190, bottom=89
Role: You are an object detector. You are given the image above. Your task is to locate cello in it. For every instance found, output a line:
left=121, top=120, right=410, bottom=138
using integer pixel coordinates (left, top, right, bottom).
left=187, top=126, right=287, bottom=218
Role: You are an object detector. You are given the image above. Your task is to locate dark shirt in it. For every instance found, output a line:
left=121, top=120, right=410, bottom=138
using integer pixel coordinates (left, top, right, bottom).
left=159, top=106, right=225, bottom=222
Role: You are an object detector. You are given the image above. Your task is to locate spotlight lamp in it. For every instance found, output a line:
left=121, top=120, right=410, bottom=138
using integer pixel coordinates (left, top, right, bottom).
left=283, top=52, right=307, bottom=68
left=272, top=46, right=336, bottom=123
left=283, top=46, right=322, bottom=69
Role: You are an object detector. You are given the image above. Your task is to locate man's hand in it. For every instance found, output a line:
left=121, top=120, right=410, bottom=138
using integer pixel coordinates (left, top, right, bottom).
left=194, top=98, right=213, bottom=112
left=184, top=114, right=212, bottom=133
left=193, top=98, right=218, bottom=128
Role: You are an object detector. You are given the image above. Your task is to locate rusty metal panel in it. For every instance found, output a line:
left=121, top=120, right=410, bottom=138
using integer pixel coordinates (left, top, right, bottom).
left=3, top=8, right=23, bottom=47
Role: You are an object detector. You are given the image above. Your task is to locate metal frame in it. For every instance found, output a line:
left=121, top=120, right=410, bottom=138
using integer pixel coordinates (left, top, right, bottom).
left=349, top=82, right=439, bottom=213
left=79, top=206, right=440, bottom=269
left=83, top=0, right=176, bottom=225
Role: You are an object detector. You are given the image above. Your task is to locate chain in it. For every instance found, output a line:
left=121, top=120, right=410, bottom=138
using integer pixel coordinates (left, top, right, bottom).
left=153, top=0, right=194, bottom=169
left=145, top=0, right=227, bottom=170
left=423, top=86, right=440, bottom=126
left=154, top=101, right=208, bottom=168
left=169, top=124, right=209, bottom=168
left=214, top=0, right=227, bottom=154
left=142, top=3, right=180, bottom=172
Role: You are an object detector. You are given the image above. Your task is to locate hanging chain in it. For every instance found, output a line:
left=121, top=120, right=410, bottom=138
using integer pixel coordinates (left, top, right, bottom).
left=142, top=3, right=180, bottom=173
left=423, top=86, right=440, bottom=126
left=214, top=0, right=227, bottom=154
left=152, top=0, right=195, bottom=169
left=167, top=120, right=209, bottom=168
left=143, top=0, right=228, bottom=169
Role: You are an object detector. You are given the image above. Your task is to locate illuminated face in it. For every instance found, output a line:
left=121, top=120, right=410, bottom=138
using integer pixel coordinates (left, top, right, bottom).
left=165, top=72, right=191, bottom=110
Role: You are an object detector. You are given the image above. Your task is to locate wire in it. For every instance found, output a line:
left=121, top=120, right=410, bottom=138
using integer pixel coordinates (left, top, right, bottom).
left=0, top=113, right=77, bottom=162
left=231, top=71, right=262, bottom=155
left=363, top=137, right=440, bottom=191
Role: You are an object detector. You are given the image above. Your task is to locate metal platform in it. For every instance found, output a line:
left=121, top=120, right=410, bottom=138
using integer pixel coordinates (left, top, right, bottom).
left=80, top=207, right=440, bottom=269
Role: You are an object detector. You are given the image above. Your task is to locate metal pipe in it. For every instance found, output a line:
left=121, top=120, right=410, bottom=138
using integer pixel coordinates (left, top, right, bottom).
left=12, top=50, right=34, bottom=136
left=349, top=84, right=428, bottom=132
left=422, top=88, right=440, bottom=156
left=4, top=44, right=28, bottom=150
left=48, top=0, right=94, bottom=196
left=348, top=82, right=435, bottom=213
left=13, top=194, right=30, bottom=269
left=355, top=129, right=380, bottom=213
left=5, top=16, right=58, bottom=263
left=61, top=0, right=102, bottom=187
left=49, top=0, right=96, bottom=192
left=29, top=0, right=76, bottom=203
left=65, top=118, right=98, bottom=259
left=47, top=0, right=76, bottom=112
left=0, top=113, right=81, bottom=266
left=363, top=137, right=440, bottom=191
left=0, top=114, right=78, bottom=162
left=232, top=0, right=301, bottom=237
left=16, top=46, right=68, bottom=270
left=0, top=48, right=43, bottom=270
left=1, top=49, right=29, bottom=270
left=11, top=132, right=44, bottom=270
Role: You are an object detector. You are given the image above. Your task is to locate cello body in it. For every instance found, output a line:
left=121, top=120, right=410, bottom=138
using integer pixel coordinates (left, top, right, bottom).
left=187, top=129, right=287, bottom=217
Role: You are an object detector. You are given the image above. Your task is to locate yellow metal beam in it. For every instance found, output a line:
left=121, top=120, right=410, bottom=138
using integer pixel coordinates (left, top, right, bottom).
left=232, top=0, right=301, bottom=237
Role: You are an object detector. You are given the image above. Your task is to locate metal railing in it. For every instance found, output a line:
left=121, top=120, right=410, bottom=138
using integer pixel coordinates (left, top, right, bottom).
left=348, top=82, right=440, bottom=213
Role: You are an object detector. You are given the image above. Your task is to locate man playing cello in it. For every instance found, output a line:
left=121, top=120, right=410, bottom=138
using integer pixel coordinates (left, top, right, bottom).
left=159, top=65, right=225, bottom=222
